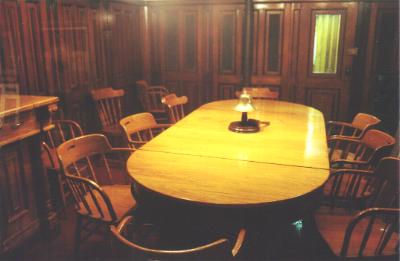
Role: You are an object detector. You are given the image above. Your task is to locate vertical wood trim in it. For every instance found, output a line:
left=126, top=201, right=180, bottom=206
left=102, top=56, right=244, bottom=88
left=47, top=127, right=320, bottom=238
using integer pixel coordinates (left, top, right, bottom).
left=361, top=2, right=377, bottom=112
left=281, top=4, right=293, bottom=101
left=243, top=0, right=253, bottom=86
left=290, top=4, right=301, bottom=101
left=140, top=5, right=151, bottom=81
left=39, top=1, right=56, bottom=95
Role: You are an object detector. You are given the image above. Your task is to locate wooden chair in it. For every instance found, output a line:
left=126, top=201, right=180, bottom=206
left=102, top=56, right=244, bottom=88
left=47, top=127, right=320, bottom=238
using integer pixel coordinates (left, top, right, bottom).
left=322, top=156, right=399, bottom=210
left=326, top=113, right=381, bottom=139
left=120, top=112, right=171, bottom=149
left=91, top=87, right=125, bottom=138
left=235, top=87, right=279, bottom=100
left=315, top=157, right=399, bottom=259
left=328, top=129, right=395, bottom=170
left=136, top=80, right=170, bottom=123
left=161, top=93, right=188, bottom=124
left=41, top=120, right=84, bottom=216
left=57, top=134, right=136, bottom=252
left=110, top=215, right=246, bottom=260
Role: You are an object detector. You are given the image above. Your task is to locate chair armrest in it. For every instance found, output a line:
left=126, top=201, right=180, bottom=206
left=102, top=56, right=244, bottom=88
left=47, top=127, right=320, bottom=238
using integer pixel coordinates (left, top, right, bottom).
left=110, top=148, right=136, bottom=153
left=111, top=215, right=233, bottom=256
left=149, top=85, right=167, bottom=89
left=66, top=174, right=118, bottom=222
left=148, top=86, right=169, bottom=93
left=328, top=137, right=369, bottom=166
left=231, top=229, right=246, bottom=257
left=115, top=215, right=133, bottom=233
left=126, top=140, right=147, bottom=149
left=328, top=135, right=363, bottom=144
left=129, top=140, right=147, bottom=145
left=41, top=141, right=56, bottom=169
left=330, top=159, right=371, bottom=169
left=54, top=119, right=84, bottom=136
left=107, top=148, right=136, bottom=159
left=330, top=168, right=374, bottom=177
left=326, top=121, right=361, bottom=138
left=327, top=121, right=353, bottom=127
left=155, top=123, right=172, bottom=129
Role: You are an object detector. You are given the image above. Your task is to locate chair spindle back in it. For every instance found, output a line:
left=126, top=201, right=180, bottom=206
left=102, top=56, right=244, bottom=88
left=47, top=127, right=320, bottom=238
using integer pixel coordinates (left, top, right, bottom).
left=161, top=93, right=188, bottom=124
left=91, top=87, right=125, bottom=129
left=236, top=87, right=279, bottom=100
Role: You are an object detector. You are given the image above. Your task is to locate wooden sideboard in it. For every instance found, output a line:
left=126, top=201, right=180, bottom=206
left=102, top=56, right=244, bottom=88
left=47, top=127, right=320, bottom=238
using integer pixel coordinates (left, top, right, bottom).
left=0, top=95, right=58, bottom=254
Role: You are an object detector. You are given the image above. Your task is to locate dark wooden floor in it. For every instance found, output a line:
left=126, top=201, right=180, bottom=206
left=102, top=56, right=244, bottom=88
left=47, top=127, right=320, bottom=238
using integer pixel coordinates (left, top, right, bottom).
left=2, top=204, right=338, bottom=261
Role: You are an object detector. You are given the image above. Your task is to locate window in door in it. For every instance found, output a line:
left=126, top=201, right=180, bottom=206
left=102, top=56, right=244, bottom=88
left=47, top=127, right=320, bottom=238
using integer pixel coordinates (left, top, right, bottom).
left=312, top=14, right=341, bottom=74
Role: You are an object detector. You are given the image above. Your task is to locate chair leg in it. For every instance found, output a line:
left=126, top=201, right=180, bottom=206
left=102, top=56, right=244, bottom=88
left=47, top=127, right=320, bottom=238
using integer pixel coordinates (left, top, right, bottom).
left=58, top=175, right=68, bottom=218
left=74, top=215, right=82, bottom=254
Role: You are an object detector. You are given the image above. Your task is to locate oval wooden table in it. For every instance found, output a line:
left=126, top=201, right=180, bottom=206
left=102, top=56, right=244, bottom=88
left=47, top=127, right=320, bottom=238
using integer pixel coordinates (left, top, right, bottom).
left=127, top=100, right=330, bottom=224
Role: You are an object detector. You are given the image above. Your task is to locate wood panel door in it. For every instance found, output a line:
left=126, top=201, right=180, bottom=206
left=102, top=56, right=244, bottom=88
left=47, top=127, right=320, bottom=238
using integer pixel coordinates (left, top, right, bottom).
left=153, top=5, right=206, bottom=112
left=0, top=141, right=39, bottom=253
left=251, top=3, right=292, bottom=100
left=211, top=4, right=244, bottom=100
left=295, top=2, right=358, bottom=121
left=363, top=2, right=398, bottom=134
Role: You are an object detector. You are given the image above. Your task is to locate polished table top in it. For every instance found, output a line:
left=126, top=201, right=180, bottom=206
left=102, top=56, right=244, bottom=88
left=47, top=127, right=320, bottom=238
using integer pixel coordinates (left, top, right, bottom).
left=127, top=100, right=330, bottom=206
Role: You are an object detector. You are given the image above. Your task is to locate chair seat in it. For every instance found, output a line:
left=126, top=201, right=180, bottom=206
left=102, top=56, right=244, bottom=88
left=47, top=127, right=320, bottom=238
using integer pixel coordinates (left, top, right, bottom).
left=78, top=184, right=136, bottom=223
left=315, top=207, right=398, bottom=257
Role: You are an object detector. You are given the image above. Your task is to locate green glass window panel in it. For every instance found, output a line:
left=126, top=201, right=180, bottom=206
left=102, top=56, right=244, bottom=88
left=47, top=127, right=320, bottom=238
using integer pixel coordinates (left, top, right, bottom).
left=312, top=14, right=341, bottom=74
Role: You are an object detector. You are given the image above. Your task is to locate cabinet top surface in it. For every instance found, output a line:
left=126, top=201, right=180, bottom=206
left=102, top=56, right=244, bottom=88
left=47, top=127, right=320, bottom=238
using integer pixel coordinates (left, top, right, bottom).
left=0, top=95, right=59, bottom=118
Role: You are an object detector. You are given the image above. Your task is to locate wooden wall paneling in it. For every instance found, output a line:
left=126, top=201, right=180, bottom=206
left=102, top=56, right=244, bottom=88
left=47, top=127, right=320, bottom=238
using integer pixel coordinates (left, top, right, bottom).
left=19, top=1, right=49, bottom=95
left=201, top=5, right=212, bottom=103
left=87, top=4, right=107, bottom=87
left=289, top=3, right=301, bottom=101
left=295, top=2, right=358, bottom=121
left=108, top=2, right=141, bottom=116
left=42, top=2, right=63, bottom=95
left=114, top=4, right=127, bottom=85
left=0, top=2, right=7, bottom=84
left=211, top=4, right=244, bottom=100
left=74, top=4, right=91, bottom=89
left=57, top=2, right=93, bottom=89
left=251, top=3, right=292, bottom=100
left=0, top=1, right=28, bottom=91
left=138, top=5, right=150, bottom=81
left=129, top=6, right=140, bottom=85
left=149, top=8, right=162, bottom=83
left=58, top=2, right=79, bottom=90
left=155, top=5, right=205, bottom=112
left=108, top=2, right=139, bottom=88
left=305, top=87, right=340, bottom=120
left=361, top=2, right=398, bottom=134
left=57, top=2, right=87, bottom=129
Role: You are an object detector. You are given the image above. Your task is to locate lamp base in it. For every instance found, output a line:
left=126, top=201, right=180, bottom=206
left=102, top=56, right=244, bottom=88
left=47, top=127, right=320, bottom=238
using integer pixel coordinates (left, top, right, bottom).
left=228, top=119, right=260, bottom=133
